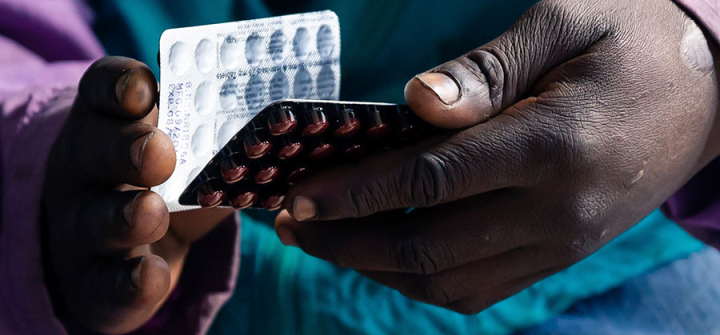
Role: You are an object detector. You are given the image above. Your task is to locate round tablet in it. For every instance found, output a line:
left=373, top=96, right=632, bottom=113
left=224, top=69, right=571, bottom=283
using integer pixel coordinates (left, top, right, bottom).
left=219, top=78, right=239, bottom=110
left=191, top=124, right=213, bottom=157
left=195, top=39, right=215, bottom=73
left=293, top=68, right=312, bottom=98
left=244, top=75, right=265, bottom=111
left=293, top=27, right=312, bottom=62
left=316, top=25, right=334, bottom=59
left=220, top=35, right=242, bottom=70
left=169, top=42, right=191, bottom=75
left=316, top=65, right=335, bottom=99
left=269, top=71, right=289, bottom=101
left=217, top=120, right=238, bottom=150
left=194, top=82, right=215, bottom=115
left=245, top=33, right=264, bottom=68
left=268, top=30, right=287, bottom=64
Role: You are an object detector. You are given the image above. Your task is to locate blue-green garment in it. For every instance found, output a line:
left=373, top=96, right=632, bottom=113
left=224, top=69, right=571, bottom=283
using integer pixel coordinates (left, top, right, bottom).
left=88, top=0, right=706, bottom=334
left=208, top=210, right=702, bottom=335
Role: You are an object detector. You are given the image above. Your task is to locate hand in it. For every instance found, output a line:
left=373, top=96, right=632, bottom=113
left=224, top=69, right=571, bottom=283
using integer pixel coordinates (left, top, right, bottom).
left=43, top=56, right=233, bottom=334
left=275, top=0, right=719, bottom=314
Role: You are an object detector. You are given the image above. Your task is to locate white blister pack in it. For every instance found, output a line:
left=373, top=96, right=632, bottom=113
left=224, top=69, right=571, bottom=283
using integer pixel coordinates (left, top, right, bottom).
left=154, top=11, right=341, bottom=212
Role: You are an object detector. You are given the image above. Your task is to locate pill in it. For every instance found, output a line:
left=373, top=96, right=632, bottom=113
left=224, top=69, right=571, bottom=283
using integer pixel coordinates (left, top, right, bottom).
left=220, top=156, right=249, bottom=184
left=245, top=32, right=264, bottom=67
left=217, top=120, right=240, bottom=150
left=191, top=124, right=213, bottom=157
left=245, top=75, right=266, bottom=111
left=168, top=42, right=191, bottom=75
left=269, top=71, right=290, bottom=101
left=293, top=27, right=311, bottom=62
left=194, top=82, right=215, bottom=115
left=333, top=106, right=360, bottom=137
left=308, top=136, right=335, bottom=160
left=231, top=191, right=258, bottom=209
left=316, top=65, right=335, bottom=99
left=364, top=105, right=391, bottom=138
left=302, top=105, right=329, bottom=136
left=255, top=165, right=280, bottom=184
left=197, top=182, right=225, bottom=208
left=219, top=78, right=239, bottom=110
left=293, top=68, right=313, bottom=98
left=243, top=123, right=273, bottom=159
left=287, top=166, right=309, bottom=185
left=267, top=105, right=297, bottom=135
left=269, top=30, right=288, bottom=64
left=220, top=35, right=242, bottom=70
left=262, top=193, right=285, bottom=211
left=195, top=39, right=215, bottom=73
left=278, top=139, right=303, bottom=160
left=316, top=25, right=335, bottom=59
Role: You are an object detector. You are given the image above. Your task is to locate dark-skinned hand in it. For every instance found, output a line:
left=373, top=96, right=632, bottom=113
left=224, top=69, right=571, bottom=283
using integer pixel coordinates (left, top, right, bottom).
left=276, top=0, right=720, bottom=314
left=43, top=56, right=233, bottom=334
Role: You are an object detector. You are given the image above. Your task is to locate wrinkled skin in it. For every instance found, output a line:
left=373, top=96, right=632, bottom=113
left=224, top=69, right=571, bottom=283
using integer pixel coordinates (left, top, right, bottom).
left=43, top=57, right=233, bottom=334
left=276, top=0, right=720, bottom=314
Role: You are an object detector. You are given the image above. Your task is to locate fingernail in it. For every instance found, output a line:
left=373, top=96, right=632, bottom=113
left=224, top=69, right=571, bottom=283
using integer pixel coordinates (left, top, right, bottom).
left=129, top=132, right=154, bottom=171
left=115, top=68, right=134, bottom=103
left=123, top=192, right=142, bottom=227
left=415, top=72, right=460, bottom=105
left=276, top=226, right=299, bottom=247
left=292, top=196, right=317, bottom=221
left=130, top=257, right=145, bottom=289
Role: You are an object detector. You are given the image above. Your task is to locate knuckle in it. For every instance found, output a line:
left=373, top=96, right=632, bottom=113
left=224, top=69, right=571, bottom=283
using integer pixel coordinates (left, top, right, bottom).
left=346, top=180, right=383, bottom=218
left=527, top=116, right=597, bottom=175
left=462, top=49, right=506, bottom=113
left=395, top=236, right=443, bottom=275
left=405, top=152, right=450, bottom=208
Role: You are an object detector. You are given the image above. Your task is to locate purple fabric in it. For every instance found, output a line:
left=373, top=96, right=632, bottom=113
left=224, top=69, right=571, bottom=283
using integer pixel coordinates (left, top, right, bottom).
left=662, top=0, right=720, bottom=246
left=0, top=1, right=239, bottom=334
left=675, top=0, right=720, bottom=46
left=0, top=0, right=715, bottom=334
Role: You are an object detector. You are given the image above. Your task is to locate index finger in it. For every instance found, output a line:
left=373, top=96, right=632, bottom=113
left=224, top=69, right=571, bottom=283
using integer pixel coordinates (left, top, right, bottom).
left=275, top=192, right=542, bottom=274
left=283, top=111, right=534, bottom=221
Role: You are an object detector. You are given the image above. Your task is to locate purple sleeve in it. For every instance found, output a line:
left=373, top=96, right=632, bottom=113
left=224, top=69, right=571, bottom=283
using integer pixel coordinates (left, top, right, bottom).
left=0, top=1, right=239, bottom=334
left=663, top=0, right=720, bottom=246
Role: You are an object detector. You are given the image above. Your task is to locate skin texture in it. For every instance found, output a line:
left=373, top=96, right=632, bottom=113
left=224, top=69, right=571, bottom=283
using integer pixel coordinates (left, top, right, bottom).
left=276, top=0, right=720, bottom=314
left=43, top=57, right=233, bottom=334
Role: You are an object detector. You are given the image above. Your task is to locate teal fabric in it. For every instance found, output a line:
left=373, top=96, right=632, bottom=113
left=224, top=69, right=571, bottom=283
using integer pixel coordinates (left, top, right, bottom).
left=87, top=1, right=707, bottom=333
left=207, top=210, right=703, bottom=335
left=90, top=0, right=540, bottom=102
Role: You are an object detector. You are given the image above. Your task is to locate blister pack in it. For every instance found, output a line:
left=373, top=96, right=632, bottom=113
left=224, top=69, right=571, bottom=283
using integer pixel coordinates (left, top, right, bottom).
left=154, top=11, right=341, bottom=212
left=177, top=99, right=435, bottom=210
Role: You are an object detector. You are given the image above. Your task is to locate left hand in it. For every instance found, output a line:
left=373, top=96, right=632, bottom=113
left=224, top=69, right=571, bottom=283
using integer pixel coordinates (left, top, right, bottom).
left=274, top=0, right=719, bottom=314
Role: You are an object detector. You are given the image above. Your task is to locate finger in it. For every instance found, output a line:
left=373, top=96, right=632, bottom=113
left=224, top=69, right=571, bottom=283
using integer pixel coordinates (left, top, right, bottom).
left=275, top=193, right=544, bottom=274
left=76, top=255, right=170, bottom=334
left=284, top=110, right=537, bottom=221
left=357, top=245, right=551, bottom=306
left=78, top=56, right=158, bottom=120
left=404, top=1, right=608, bottom=129
left=79, top=190, right=169, bottom=252
left=65, top=116, right=175, bottom=187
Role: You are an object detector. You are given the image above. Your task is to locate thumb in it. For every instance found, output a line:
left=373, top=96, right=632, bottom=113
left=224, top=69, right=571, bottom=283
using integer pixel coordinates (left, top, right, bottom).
left=404, top=1, right=608, bottom=129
